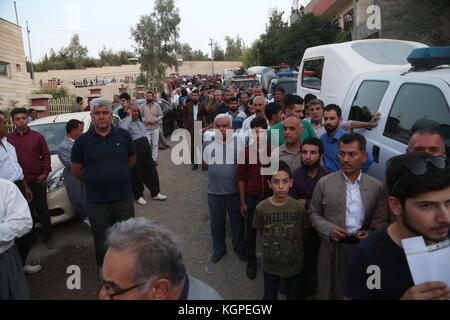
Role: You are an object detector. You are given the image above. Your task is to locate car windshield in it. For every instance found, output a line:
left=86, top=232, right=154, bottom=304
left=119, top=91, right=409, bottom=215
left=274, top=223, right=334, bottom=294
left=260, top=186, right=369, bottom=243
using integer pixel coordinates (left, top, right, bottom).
left=278, top=80, right=298, bottom=94
left=234, top=80, right=259, bottom=90
left=30, top=123, right=67, bottom=155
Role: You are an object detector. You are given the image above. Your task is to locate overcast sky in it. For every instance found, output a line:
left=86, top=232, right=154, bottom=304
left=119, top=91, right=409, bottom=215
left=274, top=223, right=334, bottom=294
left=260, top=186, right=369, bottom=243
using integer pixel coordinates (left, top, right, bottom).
left=0, top=0, right=310, bottom=62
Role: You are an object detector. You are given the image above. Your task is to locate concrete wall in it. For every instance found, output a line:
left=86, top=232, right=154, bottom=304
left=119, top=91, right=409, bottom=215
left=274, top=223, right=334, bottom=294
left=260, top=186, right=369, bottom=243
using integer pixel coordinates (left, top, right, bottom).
left=0, top=18, right=34, bottom=110
left=34, top=61, right=243, bottom=83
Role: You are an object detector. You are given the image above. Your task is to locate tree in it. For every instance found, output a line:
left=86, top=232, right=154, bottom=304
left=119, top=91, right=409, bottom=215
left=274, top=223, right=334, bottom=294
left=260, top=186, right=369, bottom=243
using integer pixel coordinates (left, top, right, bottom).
left=279, top=13, right=341, bottom=66
left=242, top=40, right=262, bottom=67
left=393, top=0, right=450, bottom=46
left=131, top=0, right=181, bottom=92
left=258, top=9, right=289, bottom=66
left=213, top=41, right=226, bottom=61
left=177, top=43, right=209, bottom=61
left=64, top=34, right=88, bottom=69
left=224, top=36, right=245, bottom=61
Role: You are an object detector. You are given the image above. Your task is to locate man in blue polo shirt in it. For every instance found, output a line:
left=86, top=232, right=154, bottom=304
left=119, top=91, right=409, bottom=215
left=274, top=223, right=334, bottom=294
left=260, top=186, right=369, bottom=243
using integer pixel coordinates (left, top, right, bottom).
left=321, top=104, right=373, bottom=173
left=71, top=98, right=137, bottom=268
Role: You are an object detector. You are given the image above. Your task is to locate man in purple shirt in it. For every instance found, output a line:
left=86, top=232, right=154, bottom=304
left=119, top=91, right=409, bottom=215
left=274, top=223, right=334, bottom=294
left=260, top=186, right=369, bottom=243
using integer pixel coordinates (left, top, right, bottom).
left=290, top=137, right=332, bottom=295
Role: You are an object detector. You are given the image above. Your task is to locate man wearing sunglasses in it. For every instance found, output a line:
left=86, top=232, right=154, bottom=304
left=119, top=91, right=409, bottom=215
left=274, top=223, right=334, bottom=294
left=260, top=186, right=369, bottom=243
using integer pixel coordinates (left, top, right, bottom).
left=345, top=153, right=450, bottom=300
left=371, top=129, right=447, bottom=231
left=99, top=218, right=222, bottom=300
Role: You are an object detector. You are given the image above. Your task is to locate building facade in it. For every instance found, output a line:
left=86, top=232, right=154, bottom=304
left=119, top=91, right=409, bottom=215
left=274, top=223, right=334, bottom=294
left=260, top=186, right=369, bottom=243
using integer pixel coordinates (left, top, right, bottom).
left=292, top=0, right=438, bottom=45
left=0, top=18, right=33, bottom=110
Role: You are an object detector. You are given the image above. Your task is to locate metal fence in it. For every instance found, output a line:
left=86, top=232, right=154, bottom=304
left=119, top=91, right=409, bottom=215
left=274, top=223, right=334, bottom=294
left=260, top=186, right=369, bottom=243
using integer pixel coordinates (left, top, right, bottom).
left=6, top=118, right=14, bottom=133
left=5, top=97, right=76, bottom=133
left=49, top=97, right=77, bottom=116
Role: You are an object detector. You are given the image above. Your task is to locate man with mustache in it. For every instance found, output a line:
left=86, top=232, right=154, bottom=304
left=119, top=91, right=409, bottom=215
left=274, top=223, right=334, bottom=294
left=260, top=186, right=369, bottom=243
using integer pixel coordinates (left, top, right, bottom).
left=345, top=152, right=450, bottom=300
left=308, top=133, right=382, bottom=299
left=370, top=129, right=447, bottom=231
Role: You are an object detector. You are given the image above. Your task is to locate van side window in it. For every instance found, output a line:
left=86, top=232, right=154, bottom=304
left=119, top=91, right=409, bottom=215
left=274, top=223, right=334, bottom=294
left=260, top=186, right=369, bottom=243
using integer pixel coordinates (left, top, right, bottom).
left=384, top=83, right=450, bottom=152
left=349, top=81, right=389, bottom=123
left=302, top=59, right=324, bottom=90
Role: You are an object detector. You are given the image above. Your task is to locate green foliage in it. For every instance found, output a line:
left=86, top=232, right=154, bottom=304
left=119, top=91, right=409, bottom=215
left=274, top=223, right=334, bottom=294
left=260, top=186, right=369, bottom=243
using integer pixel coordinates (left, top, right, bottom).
left=245, top=12, right=341, bottom=67
left=33, top=35, right=135, bottom=72
left=224, top=36, right=246, bottom=61
left=177, top=43, right=209, bottom=61
left=393, top=0, right=450, bottom=46
left=131, top=0, right=181, bottom=93
left=99, top=47, right=136, bottom=66
left=242, top=40, right=262, bottom=68
left=258, top=9, right=289, bottom=66
left=279, top=14, right=341, bottom=66
left=213, top=42, right=226, bottom=61
left=32, top=87, right=75, bottom=99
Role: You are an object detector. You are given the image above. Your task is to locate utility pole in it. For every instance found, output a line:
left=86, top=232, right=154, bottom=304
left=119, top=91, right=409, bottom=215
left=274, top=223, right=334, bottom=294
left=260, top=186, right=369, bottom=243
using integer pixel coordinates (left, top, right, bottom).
left=14, top=1, right=19, bottom=25
left=209, top=38, right=215, bottom=75
left=26, top=21, right=34, bottom=80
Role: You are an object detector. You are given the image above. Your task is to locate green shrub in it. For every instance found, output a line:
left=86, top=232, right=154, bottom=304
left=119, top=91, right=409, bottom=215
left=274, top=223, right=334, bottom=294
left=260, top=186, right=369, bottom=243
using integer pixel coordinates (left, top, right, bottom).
left=32, top=87, right=76, bottom=99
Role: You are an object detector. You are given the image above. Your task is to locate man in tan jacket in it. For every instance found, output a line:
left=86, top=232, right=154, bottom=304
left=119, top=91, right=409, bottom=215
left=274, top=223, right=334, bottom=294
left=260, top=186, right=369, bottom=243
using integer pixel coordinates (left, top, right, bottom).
left=140, top=92, right=163, bottom=164
left=308, top=133, right=382, bottom=300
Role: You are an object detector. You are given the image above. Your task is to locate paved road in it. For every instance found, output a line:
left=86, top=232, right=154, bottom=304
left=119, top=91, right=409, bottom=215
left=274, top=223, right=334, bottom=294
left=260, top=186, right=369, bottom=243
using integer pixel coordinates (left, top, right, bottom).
left=26, top=141, right=264, bottom=300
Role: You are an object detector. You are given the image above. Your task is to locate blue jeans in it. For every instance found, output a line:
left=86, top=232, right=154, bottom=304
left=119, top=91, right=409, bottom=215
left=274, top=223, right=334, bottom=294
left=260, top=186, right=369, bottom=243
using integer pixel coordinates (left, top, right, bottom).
left=208, top=193, right=246, bottom=256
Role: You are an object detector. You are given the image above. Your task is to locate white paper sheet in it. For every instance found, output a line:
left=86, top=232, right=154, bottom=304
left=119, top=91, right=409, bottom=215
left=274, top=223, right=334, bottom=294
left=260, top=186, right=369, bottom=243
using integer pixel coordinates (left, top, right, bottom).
left=402, top=236, right=450, bottom=287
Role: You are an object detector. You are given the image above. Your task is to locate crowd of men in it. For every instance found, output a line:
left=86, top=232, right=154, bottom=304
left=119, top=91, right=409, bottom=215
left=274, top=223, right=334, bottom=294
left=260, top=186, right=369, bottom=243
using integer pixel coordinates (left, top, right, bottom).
left=0, top=73, right=449, bottom=300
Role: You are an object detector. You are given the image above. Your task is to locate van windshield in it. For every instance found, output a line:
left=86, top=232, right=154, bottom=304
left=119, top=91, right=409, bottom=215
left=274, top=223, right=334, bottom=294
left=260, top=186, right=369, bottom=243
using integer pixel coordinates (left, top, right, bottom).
left=351, top=42, right=419, bottom=65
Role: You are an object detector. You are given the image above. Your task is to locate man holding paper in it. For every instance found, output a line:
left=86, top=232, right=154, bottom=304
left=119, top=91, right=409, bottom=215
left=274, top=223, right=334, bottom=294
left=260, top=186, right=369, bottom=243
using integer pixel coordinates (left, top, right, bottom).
left=344, top=152, right=450, bottom=300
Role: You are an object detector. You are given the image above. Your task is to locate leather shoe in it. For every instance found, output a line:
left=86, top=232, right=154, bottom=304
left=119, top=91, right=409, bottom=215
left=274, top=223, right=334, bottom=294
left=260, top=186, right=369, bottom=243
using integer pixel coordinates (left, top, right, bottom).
left=211, top=252, right=225, bottom=264
left=192, top=165, right=199, bottom=171
left=246, top=263, right=257, bottom=280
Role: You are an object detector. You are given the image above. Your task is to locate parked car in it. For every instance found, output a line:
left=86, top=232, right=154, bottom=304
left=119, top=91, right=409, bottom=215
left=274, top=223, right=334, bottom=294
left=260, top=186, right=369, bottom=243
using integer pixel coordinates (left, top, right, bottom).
left=114, top=98, right=178, bottom=137
left=268, top=73, right=298, bottom=95
left=297, top=40, right=450, bottom=182
left=28, top=112, right=120, bottom=225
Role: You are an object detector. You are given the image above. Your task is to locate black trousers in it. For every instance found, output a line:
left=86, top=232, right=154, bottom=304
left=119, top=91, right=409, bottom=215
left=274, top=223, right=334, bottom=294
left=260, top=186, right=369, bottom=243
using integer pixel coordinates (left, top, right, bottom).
left=87, top=197, right=135, bottom=268
left=245, top=195, right=261, bottom=265
left=263, top=271, right=305, bottom=300
left=14, top=181, right=35, bottom=266
left=131, top=137, right=160, bottom=199
left=28, top=180, right=52, bottom=241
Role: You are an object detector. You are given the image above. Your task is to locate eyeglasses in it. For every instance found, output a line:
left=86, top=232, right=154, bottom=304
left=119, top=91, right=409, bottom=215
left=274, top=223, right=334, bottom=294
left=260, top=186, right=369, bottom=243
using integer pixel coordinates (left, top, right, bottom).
left=99, top=280, right=147, bottom=299
left=404, top=156, right=447, bottom=176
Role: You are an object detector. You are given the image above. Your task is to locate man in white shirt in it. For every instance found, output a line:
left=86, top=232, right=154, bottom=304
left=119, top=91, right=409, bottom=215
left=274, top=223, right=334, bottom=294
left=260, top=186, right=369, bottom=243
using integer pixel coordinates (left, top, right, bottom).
left=0, top=112, right=41, bottom=275
left=241, top=96, right=268, bottom=133
left=308, top=133, right=383, bottom=300
left=140, top=92, right=164, bottom=163
left=0, top=178, right=33, bottom=299
left=305, top=99, right=381, bottom=139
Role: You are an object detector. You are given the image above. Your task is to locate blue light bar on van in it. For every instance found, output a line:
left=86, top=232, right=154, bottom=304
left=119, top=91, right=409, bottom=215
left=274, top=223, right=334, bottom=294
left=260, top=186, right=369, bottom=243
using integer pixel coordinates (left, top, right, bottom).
left=276, top=72, right=298, bottom=77
left=233, top=74, right=256, bottom=79
left=408, top=47, right=450, bottom=70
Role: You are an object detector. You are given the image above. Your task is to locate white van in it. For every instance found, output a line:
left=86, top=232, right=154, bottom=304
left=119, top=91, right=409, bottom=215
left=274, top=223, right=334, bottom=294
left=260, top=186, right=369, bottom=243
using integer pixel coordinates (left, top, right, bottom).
left=297, top=40, right=450, bottom=182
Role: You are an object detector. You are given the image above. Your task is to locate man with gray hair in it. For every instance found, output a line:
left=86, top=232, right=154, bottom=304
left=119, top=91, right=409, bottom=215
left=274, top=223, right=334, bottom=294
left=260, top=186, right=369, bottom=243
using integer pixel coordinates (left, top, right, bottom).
left=71, top=98, right=137, bottom=268
left=203, top=114, right=246, bottom=264
left=99, top=217, right=223, bottom=300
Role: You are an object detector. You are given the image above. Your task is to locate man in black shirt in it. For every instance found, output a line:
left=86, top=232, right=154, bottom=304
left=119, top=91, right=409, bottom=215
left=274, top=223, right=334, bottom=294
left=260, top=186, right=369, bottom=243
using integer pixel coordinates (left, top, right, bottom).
left=72, top=98, right=137, bottom=269
left=345, top=152, right=450, bottom=300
